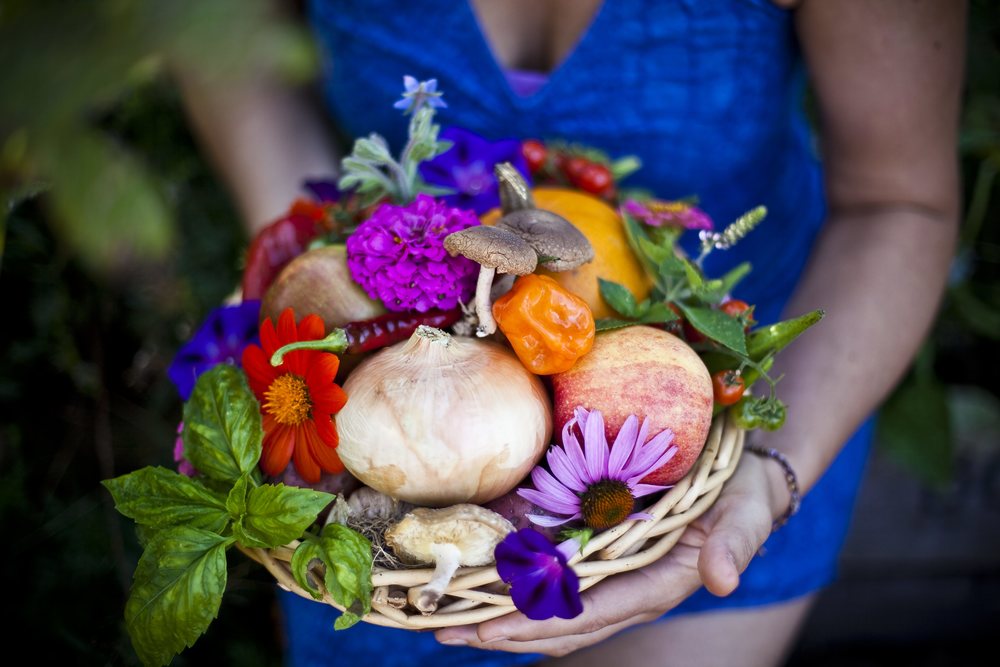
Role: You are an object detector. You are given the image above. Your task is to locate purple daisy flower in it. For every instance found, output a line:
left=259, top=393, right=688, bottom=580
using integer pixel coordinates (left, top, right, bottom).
left=494, top=528, right=583, bottom=621
left=623, top=199, right=714, bottom=231
left=345, top=194, right=480, bottom=312
left=393, top=76, right=447, bottom=114
left=518, top=407, right=678, bottom=530
left=419, top=127, right=531, bottom=214
left=167, top=300, right=261, bottom=400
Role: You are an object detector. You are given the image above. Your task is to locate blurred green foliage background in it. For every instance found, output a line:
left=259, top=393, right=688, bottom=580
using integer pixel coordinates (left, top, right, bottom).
left=0, top=0, right=997, bottom=664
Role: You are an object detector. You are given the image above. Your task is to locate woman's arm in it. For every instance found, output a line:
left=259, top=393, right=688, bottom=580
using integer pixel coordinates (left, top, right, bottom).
left=435, top=0, right=966, bottom=656
left=176, top=70, right=341, bottom=234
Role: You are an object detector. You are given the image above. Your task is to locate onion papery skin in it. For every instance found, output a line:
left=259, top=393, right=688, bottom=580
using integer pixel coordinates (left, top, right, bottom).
left=336, top=327, right=552, bottom=506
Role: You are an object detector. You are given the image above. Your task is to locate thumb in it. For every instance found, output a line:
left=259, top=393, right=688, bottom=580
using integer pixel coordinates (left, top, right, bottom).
left=697, top=501, right=771, bottom=597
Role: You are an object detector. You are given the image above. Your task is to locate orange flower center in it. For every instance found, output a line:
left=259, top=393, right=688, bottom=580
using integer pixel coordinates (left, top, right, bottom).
left=580, top=480, right=634, bottom=530
left=264, top=373, right=312, bottom=426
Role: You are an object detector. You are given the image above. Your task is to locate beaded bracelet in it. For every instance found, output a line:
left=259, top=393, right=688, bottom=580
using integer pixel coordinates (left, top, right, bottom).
left=744, top=443, right=801, bottom=530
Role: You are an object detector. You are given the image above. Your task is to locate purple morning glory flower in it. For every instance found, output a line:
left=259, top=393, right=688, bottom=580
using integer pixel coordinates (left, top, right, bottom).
left=393, top=76, right=447, bottom=114
left=345, top=194, right=480, bottom=312
left=494, top=528, right=583, bottom=621
left=303, top=179, right=342, bottom=203
left=167, top=301, right=261, bottom=400
left=419, top=127, right=531, bottom=214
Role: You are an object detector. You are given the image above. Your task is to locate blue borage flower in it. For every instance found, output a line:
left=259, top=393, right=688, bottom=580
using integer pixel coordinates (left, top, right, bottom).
left=167, top=300, right=261, bottom=400
left=494, top=528, right=583, bottom=621
left=394, top=76, right=447, bottom=115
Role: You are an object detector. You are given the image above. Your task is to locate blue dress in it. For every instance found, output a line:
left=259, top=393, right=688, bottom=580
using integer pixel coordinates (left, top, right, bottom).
left=279, top=1, right=875, bottom=664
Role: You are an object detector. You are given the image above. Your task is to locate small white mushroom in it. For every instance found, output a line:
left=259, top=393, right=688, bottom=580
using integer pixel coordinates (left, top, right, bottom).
left=385, top=504, right=514, bottom=614
left=443, top=226, right=537, bottom=337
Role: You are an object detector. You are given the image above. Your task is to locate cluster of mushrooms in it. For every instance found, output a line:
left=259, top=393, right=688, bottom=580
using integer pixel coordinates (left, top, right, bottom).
left=444, top=163, right=594, bottom=336
left=331, top=487, right=514, bottom=614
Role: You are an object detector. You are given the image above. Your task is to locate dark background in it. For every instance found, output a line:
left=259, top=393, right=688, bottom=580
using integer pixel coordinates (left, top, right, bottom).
left=0, top=1, right=997, bottom=664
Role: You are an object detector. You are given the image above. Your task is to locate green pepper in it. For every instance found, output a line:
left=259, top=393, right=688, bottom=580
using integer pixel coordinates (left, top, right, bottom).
left=746, top=309, right=824, bottom=361
left=733, top=396, right=788, bottom=431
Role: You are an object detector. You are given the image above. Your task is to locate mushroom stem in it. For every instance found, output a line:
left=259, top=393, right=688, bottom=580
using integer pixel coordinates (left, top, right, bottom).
left=474, top=265, right=498, bottom=337
left=414, top=543, right=462, bottom=614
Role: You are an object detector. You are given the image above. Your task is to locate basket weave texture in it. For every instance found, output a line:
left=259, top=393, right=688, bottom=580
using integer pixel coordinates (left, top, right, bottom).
left=239, top=411, right=745, bottom=629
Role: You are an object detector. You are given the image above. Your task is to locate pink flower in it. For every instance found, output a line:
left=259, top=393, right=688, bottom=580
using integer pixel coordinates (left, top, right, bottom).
left=623, top=199, right=714, bottom=230
left=518, top=407, right=678, bottom=530
left=173, top=422, right=196, bottom=477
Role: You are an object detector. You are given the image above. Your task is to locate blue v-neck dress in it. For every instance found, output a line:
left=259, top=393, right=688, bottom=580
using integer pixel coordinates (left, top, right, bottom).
left=277, top=1, right=875, bottom=665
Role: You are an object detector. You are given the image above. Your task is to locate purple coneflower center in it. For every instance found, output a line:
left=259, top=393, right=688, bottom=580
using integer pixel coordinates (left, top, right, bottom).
left=580, top=480, right=634, bottom=530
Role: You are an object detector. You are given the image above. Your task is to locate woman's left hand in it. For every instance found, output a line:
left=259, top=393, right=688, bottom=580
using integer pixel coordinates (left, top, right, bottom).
left=434, top=453, right=785, bottom=657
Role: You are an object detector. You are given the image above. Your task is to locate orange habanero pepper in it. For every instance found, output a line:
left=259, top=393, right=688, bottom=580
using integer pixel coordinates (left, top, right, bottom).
left=492, top=274, right=595, bottom=375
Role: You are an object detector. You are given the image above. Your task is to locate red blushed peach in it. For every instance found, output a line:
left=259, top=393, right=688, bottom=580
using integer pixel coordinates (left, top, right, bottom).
left=552, top=325, right=713, bottom=485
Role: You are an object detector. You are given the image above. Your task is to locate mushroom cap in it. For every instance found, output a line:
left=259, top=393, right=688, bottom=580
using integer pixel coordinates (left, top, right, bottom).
left=443, top=226, right=538, bottom=275
left=385, top=504, right=515, bottom=567
left=496, top=209, right=595, bottom=271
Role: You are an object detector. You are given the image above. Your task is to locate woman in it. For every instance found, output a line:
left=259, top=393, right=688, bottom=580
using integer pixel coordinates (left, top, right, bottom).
left=180, top=1, right=966, bottom=664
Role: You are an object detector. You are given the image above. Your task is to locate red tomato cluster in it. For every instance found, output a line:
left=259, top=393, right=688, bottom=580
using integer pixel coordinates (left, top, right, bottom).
left=521, top=139, right=615, bottom=199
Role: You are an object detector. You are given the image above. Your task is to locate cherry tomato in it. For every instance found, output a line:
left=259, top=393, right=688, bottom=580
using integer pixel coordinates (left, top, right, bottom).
left=712, top=370, right=746, bottom=406
left=574, top=163, right=614, bottom=196
left=561, top=156, right=591, bottom=183
left=521, top=140, right=548, bottom=174
left=720, top=298, right=755, bottom=330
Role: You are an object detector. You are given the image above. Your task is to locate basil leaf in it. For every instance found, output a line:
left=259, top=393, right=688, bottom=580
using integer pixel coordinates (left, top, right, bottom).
left=125, top=527, right=232, bottom=667
left=290, top=524, right=373, bottom=627
left=595, top=318, right=638, bottom=332
left=598, top=278, right=641, bottom=319
left=234, top=484, right=333, bottom=549
left=183, top=365, right=262, bottom=485
left=102, top=466, right=229, bottom=535
left=657, top=253, right=688, bottom=278
left=640, top=302, right=679, bottom=324
left=226, top=474, right=252, bottom=519
left=637, top=236, right=671, bottom=265
left=676, top=303, right=748, bottom=355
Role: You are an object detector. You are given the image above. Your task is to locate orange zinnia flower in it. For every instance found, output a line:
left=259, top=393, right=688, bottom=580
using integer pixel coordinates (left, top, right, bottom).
left=241, top=308, right=347, bottom=483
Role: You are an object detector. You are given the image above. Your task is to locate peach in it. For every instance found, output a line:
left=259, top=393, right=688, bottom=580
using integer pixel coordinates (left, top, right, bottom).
left=552, top=325, right=713, bottom=485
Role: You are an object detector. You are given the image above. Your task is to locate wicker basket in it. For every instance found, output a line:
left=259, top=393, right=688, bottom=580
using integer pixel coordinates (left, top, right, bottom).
left=238, top=410, right=745, bottom=629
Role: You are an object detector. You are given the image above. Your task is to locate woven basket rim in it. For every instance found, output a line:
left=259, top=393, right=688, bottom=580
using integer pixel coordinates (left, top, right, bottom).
left=238, top=410, right=745, bottom=629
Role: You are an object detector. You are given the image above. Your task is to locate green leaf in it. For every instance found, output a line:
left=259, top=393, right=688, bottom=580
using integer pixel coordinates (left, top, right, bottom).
left=657, top=253, right=689, bottom=278
left=183, top=365, right=262, bottom=485
left=676, top=303, right=748, bottom=355
left=102, top=466, right=229, bottom=535
left=125, top=527, right=232, bottom=667
left=637, top=236, right=672, bottom=265
left=877, top=376, right=953, bottom=488
left=595, top=318, right=638, bottom=332
left=351, top=135, right=392, bottom=162
left=43, top=128, right=174, bottom=275
left=226, top=474, right=252, bottom=519
left=640, top=302, right=679, bottom=324
left=598, top=278, right=641, bottom=318
left=234, top=483, right=333, bottom=549
left=609, top=155, right=642, bottom=181
left=290, top=524, right=373, bottom=626
left=681, top=257, right=704, bottom=289
left=335, top=612, right=363, bottom=630
left=718, top=262, right=752, bottom=294
left=692, top=278, right=727, bottom=305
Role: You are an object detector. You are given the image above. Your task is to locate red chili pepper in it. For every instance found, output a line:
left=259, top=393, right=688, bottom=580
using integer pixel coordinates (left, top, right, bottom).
left=242, top=214, right=321, bottom=300
left=341, top=309, right=462, bottom=354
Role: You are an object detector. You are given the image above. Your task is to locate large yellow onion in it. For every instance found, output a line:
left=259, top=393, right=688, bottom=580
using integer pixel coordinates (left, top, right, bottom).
left=335, top=326, right=552, bottom=506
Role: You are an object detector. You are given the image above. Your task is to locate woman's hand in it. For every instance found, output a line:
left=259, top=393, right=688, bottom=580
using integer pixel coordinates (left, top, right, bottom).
left=434, top=454, right=786, bottom=657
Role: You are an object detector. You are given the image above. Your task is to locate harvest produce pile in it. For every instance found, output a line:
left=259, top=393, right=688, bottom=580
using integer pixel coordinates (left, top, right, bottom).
left=103, top=78, right=821, bottom=666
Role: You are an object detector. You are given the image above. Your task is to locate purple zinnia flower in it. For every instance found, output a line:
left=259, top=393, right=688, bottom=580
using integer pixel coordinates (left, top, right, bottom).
left=345, top=194, right=480, bottom=312
left=167, top=301, right=261, bottom=400
left=494, top=528, right=583, bottom=621
left=173, top=422, right=196, bottom=477
left=419, top=127, right=531, bottom=214
left=393, top=76, right=447, bottom=114
left=623, top=199, right=714, bottom=230
left=518, top=407, right=678, bottom=530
